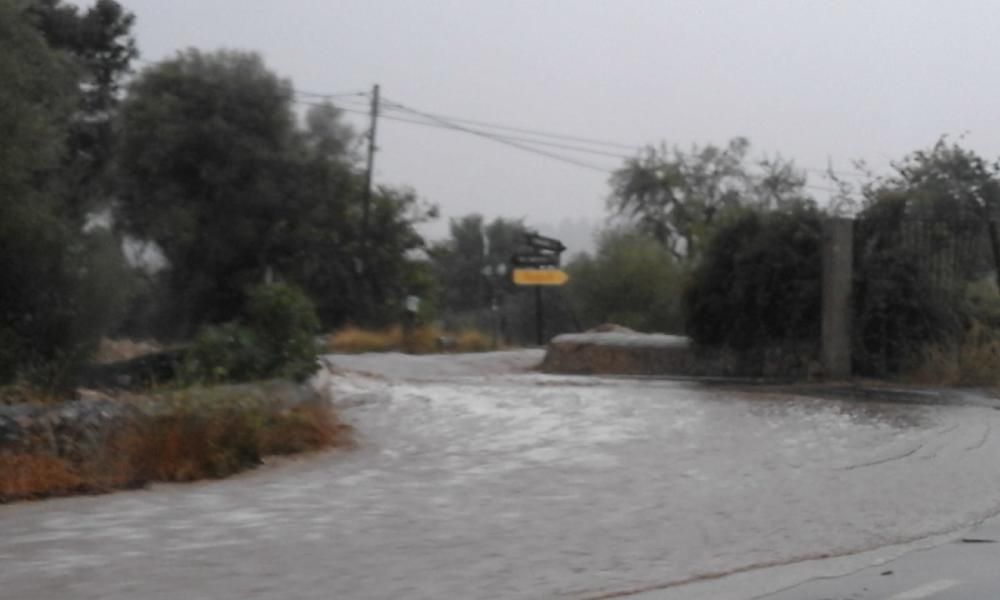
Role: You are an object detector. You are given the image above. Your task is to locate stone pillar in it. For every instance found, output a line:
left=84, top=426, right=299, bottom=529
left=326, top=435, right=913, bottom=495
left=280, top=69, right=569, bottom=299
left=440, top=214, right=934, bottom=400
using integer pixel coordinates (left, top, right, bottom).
left=822, top=218, right=853, bottom=378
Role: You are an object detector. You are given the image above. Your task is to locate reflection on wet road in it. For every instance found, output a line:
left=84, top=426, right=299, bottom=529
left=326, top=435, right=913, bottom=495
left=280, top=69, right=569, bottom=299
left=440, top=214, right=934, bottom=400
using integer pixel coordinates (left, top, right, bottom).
left=4, top=351, right=1000, bottom=599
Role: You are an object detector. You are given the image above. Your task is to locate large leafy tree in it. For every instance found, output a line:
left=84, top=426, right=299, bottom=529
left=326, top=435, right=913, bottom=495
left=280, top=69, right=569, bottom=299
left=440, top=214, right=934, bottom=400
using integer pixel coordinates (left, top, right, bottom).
left=0, top=0, right=130, bottom=386
left=609, top=137, right=811, bottom=262
left=26, top=0, right=137, bottom=222
left=115, top=51, right=434, bottom=333
left=115, top=50, right=306, bottom=332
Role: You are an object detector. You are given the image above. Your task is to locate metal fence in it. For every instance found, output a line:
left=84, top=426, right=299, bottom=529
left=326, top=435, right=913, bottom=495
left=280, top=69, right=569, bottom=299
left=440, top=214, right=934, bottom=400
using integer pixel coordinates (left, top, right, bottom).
left=854, top=216, right=997, bottom=295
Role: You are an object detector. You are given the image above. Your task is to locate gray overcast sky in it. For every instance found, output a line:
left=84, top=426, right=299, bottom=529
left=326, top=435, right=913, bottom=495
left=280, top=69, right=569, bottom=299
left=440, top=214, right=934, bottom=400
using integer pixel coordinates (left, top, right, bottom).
left=121, top=0, right=1000, bottom=248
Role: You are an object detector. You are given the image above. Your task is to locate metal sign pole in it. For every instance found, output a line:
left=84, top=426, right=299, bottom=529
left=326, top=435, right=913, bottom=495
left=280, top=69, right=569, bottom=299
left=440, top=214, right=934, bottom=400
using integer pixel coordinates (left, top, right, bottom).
left=535, top=286, right=544, bottom=346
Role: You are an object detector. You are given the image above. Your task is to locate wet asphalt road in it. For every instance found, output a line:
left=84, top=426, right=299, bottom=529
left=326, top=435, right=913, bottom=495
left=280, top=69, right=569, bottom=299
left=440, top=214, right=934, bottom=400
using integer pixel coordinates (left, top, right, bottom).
left=3, top=351, right=1000, bottom=600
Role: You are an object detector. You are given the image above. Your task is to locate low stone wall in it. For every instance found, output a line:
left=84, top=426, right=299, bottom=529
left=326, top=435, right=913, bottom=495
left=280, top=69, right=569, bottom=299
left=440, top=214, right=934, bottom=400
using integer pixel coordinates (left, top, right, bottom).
left=0, top=397, right=136, bottom=456
left=541, top=332, right=695, bottom=376
left=541, top=330, right=821, bottom=378
left=0, top=381, right=327, bottom=458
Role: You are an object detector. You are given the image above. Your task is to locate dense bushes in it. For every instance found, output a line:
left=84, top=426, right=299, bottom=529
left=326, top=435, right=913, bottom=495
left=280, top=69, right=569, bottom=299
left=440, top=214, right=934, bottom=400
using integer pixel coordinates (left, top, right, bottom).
left=852, top=239, right=963, bottom=375
left=566, top=229, right=686, bottom=333
left=682, top=196, right=988, bottom=377
left=182, top=283, right=321, bottom=384
left=684, top=205, right=823, bottom=357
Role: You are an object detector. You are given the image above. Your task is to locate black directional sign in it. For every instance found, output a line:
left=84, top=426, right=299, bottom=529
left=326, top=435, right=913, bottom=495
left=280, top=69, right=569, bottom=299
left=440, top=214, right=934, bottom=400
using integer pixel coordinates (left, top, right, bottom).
left=511, top=252, right=560, bottom=268
left=525, top=232, right=567, bottom=254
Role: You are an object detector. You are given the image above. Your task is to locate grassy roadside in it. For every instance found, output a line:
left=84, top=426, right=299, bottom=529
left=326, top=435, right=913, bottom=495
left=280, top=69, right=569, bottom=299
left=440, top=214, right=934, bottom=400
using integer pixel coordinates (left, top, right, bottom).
left=328, top=325, right=494, bottom=354
left=0, top=384, right=351, bottom=503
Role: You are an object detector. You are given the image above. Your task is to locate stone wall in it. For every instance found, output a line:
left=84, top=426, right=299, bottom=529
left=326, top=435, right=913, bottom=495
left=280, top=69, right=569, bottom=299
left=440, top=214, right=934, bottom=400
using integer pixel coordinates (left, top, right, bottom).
left=0, top=382, right=327, bottom=458
left=541, top=331, right=695, bottom=376
left=541, top=330, right=819, bottom=378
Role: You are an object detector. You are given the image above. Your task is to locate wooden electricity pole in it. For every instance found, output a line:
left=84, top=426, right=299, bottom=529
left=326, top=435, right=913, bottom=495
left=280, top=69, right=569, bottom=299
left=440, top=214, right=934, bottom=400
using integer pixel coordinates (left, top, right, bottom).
left=361, top=83, right=380, bottom=254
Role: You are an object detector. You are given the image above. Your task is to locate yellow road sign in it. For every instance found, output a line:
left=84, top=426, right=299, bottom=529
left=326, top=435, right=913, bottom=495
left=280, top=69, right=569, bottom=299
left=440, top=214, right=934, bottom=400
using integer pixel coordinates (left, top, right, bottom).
left=512, top=268, right=569, bottom=286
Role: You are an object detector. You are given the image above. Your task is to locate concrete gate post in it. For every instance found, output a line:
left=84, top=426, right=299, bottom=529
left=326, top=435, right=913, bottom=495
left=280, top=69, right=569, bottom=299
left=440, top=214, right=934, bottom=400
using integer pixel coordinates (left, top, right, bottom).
left=821, top=218, right=853, bottom=378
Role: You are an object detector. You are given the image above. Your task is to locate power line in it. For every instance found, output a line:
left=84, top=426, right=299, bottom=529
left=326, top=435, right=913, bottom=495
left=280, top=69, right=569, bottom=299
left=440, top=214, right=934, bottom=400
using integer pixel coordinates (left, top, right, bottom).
left=299, top=91, right=640, bottom=154
left=134, top=58, right=882, bottom=183
left=298, top=98, right=859, bottom=193
left=311, top=101, right=635, bottom=160
left=292, top=89, right=368, bottom=100
left=381, top=97, right=616, bottom=173
left=382, top=104, right=639, bottom=152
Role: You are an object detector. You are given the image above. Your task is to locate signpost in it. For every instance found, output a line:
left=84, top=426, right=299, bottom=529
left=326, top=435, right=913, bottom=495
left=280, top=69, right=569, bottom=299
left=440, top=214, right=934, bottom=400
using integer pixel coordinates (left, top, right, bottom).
left=524, top=233, right=566, bottom=254
left=511, top=253, right=560, bottom=268
left=512, top=268, right=569, bottom=286
left=511, top=231, right=569, bottom=345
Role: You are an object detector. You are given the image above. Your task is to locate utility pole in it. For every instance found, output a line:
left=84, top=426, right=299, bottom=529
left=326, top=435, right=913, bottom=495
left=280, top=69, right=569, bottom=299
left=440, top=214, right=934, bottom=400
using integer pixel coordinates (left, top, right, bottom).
left=361, top=83, right=380, bottom=254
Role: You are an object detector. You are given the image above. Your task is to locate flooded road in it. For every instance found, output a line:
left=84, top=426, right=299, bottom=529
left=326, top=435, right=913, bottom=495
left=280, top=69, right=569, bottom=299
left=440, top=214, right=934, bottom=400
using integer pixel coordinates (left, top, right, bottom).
left=4, top=351, right=1000, bottom=599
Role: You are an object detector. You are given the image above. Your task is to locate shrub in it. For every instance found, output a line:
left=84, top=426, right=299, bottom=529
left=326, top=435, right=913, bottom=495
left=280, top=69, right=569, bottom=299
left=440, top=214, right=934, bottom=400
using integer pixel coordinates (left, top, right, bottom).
left=183, top=283, right=321, bottom=384
left=852, top=197, right=967, bottom=375
left=684, top=205, right=823, bottom=356
left=566, top=229, right=686, bottom=334
left=244, top=282, right=322, bottom=372
left=851, top=243, right=962, bottom=375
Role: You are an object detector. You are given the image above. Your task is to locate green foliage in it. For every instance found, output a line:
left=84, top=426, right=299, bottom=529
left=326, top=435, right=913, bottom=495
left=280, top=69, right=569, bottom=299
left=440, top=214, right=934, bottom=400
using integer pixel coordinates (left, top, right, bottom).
left=26, top=0, right=137, bottom=222
left=429, top=214, right=527, bottom=314
left=244, top=282, right=321, bottom=378
left=566, top=229, right=685, bottom=333
left=183, top=283, right=321, bottom=384
left=0, top=2, right=133, bottom=389
left=684, top=204, right=823, bottom=352
left=852, top=195, right=967, bottom=375
left=115, top=52, right=434, bottom=333
left=859, top=138, right=1000, bottom=287
left=0, top=0, right=76, bottom=197
left=609, top=138, right=811, bottom=262
left=115, top=49, right=300, bottom=333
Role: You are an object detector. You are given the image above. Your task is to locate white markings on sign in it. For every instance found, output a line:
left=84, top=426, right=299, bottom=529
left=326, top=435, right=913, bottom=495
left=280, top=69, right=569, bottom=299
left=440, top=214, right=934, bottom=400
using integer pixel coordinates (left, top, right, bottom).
left=886, top=579, right=961, bottom=599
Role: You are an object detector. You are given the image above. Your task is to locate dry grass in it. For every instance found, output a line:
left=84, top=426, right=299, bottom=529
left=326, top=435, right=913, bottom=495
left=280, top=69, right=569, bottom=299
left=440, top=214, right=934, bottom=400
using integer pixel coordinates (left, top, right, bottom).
left=453, top=329, right=492, bottom=353
left=0, top=455, right=84, bottom=500
left=0, top=391, right=351, bottom=503
left=908, top=322, right=1000, bottom=386
left=328, top=325, right=495, bottom=354
left=327, top=325, right=402, bottom=353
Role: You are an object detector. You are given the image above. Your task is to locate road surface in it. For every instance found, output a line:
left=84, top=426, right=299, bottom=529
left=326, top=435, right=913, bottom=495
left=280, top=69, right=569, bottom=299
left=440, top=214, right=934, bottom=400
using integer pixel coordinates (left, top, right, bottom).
left=3, top=350, right=1000, bottom=599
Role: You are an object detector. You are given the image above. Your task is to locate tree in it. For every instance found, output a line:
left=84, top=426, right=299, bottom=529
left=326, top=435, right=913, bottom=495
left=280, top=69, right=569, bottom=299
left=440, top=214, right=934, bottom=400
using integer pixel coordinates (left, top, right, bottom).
left=115, top=50, right=435, bottom=333
left=860, top=138, right=1000, bottom=289
left=429, top=215, right=527, bottom=314
left=26, top=0, right=137, bottom=222
left=565, top=229, right=684, bottom=333
left=609, top=138, right=811, bottom=262
left=302, top=101, right=356, bottom=163
left=0, top=0, right=129, bottom=386
left=115, top=50, right=303, bottom=333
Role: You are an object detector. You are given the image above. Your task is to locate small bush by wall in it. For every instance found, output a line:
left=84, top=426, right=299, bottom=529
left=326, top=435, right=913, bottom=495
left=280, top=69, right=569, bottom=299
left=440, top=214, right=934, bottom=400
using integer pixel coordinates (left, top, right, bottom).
left=182, top=283, right=321, bottom=384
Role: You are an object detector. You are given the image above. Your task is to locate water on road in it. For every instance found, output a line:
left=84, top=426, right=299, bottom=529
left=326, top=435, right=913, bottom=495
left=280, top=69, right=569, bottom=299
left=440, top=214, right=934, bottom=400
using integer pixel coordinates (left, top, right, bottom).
left=4, top=351, right=1000, bottom=599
